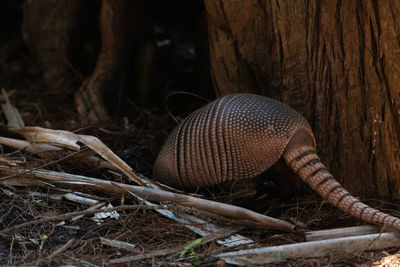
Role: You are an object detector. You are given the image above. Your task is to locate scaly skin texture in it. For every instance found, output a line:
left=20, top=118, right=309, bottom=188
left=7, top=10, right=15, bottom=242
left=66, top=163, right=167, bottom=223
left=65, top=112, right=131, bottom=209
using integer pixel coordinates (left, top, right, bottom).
left=284, top=146, right=400, bottom=230
left=153, top=93, right=400, bottom=230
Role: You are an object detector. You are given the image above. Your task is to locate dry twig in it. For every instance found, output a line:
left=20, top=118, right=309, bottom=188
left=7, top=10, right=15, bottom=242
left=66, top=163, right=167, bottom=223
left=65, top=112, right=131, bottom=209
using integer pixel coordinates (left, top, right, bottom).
left=217, top=232, right=400, bottom=265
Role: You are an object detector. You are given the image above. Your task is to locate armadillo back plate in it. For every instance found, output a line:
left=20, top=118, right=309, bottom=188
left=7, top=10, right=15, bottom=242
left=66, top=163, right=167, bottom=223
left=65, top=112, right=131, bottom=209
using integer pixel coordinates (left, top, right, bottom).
left=153, top=94, right=313, bottom=190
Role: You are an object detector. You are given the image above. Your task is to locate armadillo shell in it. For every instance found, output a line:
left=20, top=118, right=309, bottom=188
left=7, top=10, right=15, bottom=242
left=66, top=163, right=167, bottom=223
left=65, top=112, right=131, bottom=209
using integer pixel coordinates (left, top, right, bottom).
left=153, top=94, right=315, bottom=191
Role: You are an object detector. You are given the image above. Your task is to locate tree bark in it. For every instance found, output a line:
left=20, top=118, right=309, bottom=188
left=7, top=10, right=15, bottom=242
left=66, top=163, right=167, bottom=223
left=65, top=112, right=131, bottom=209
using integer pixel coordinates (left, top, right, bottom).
left=74, top=0, right=154, bottom=122
left=22, top=0, right=79, bottom=90
left=204, top=0, right=400, bottom=199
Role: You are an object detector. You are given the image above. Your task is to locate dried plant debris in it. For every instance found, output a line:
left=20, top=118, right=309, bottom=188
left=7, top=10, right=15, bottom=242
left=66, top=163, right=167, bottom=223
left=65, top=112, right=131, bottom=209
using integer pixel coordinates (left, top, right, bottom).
left=1, top=126, right=400, bottom=265
left=1, top=88, right=25, bottom=129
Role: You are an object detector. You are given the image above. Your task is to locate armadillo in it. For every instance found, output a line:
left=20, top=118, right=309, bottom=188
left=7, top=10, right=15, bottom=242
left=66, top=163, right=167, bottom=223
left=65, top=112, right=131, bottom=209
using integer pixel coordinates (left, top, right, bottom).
left=153, top=93, right=400, bottom=230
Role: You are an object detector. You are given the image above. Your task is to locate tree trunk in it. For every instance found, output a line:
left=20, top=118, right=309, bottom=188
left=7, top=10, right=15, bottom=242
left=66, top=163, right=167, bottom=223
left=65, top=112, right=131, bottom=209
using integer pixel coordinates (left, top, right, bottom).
left=204, top=0, right=400, bottom=199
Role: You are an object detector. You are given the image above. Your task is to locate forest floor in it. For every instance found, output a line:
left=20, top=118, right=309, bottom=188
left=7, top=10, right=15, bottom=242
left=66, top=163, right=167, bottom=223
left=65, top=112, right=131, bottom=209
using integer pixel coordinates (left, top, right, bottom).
left=1, top=27, right=400, bottom=267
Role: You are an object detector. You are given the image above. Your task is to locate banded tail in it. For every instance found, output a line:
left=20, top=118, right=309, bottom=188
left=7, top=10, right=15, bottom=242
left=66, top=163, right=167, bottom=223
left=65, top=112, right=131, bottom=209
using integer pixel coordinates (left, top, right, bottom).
left=284, top=145, right=400, bottom=230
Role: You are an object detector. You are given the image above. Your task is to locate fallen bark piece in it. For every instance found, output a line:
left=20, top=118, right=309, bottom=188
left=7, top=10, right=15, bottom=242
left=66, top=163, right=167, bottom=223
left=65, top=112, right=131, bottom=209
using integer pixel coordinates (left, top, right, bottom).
left=305, top=225, right=390, bottom=241
left=217, top=232, right=400, bottom=265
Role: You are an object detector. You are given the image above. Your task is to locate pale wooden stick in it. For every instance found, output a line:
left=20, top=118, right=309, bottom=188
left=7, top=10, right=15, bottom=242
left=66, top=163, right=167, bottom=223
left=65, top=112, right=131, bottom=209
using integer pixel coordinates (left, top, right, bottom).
left=217, top=232, right=400, bottom=265
left=100, top=237, right=137, bottom=252
left=63, top=193, right=99, bottom=206
left=305, top=225, right=390, bottom=241
left=0, top=136, right=61, bottom=154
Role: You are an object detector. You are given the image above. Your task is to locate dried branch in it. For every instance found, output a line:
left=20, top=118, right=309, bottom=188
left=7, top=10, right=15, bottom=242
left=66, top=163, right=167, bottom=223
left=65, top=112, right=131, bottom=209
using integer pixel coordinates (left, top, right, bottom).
left=1, top=166, right=296, bottom=232
left=305, top=225, right=388, bottom=241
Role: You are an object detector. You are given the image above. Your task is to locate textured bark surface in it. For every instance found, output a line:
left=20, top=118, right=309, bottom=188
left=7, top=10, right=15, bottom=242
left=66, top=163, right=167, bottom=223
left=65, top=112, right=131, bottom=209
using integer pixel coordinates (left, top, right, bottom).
left=22, top=0, right=89, bottom=90
left=75, top=0, right=153, bottom=121
left=204, top=0, right=400, bottom=199
left=22, top=0, right=153, bottom=121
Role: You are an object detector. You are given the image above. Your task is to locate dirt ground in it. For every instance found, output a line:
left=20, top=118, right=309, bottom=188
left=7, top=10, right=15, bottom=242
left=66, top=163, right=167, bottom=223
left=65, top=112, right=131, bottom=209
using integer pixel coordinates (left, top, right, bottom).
left=1, top=8, right=400, bottom=267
